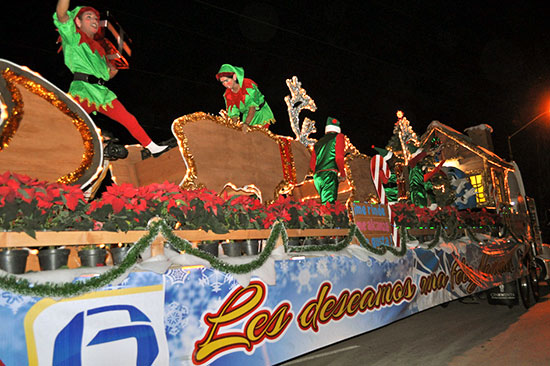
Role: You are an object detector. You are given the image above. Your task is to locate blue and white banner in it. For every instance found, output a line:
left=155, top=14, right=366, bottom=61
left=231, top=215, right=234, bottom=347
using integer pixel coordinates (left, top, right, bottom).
left=0, top=240, right=525, bottom=366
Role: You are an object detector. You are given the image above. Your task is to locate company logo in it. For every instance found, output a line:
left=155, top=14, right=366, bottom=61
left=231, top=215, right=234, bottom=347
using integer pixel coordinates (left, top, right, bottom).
left=53, top=305, right=158, bottom=366
left=25, top=285, right=168, bottom=366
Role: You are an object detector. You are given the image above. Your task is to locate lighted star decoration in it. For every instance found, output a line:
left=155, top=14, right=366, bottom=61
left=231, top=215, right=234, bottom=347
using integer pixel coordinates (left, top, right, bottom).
left=284, top=76, right=317, bottom=147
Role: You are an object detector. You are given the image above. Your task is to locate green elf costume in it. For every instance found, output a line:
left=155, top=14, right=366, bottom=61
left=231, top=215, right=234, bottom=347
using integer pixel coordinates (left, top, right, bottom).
left=53, top=5, right=169, bottom=156
left=216, top=64, right=275, bottom=127
left=309, top=117, right=347, bottom=203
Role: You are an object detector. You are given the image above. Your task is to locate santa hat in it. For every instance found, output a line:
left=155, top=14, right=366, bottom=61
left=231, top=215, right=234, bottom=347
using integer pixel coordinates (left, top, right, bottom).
left=325, top=117, right=341, bottom=134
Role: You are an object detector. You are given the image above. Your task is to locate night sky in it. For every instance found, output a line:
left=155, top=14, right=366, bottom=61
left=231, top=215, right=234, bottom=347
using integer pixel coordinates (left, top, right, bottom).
left=3, top=1, right=550, bottom=239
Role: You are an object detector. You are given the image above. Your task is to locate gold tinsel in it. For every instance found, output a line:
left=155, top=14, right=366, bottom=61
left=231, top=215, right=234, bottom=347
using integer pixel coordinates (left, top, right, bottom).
left=172, top=111, right=300, bottom=200
left=1, top=68, right=96, bottom=184
left=277, top=137, right=297, bottom=184
left=0, top=69, right=23, bottom=151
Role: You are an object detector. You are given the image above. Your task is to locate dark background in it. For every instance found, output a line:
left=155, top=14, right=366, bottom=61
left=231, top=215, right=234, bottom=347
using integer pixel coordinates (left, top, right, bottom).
left=3, top=1, right=550, bottom=240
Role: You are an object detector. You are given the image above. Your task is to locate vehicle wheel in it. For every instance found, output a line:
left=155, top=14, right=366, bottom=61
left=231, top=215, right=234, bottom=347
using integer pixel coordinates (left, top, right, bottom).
left=535, top=257, right=547, bottom=282
left=517, top=275, right=531, bottom=309
left=529, top=261, right=541, bottom=302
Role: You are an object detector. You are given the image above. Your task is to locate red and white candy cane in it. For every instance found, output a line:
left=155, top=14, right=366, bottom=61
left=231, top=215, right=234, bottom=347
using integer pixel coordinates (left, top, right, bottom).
left=370, top=154, right=391, bottom=202
left=370, top=154, right=400, bottom=248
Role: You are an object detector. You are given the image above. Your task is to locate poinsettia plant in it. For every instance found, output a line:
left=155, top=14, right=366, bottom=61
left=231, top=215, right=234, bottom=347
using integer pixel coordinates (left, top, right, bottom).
left=390, top=202, right=418, bottom=228
left=87, top=183, right=229, bottom=233
left=0, top=172, right=349, bottom=235
left=391, top=201, right=499, bottom=230
left=0, top=171, right=91, bottom=236
left=263, top=196, right=349, bottom=229
left=457, top=208, right=501, bottom=227
left=222, top=194, right=266, bottom=230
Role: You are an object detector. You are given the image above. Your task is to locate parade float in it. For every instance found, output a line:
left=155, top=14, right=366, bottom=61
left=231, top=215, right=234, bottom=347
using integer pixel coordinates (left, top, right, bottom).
left=0, top=58, right=544, bottom=366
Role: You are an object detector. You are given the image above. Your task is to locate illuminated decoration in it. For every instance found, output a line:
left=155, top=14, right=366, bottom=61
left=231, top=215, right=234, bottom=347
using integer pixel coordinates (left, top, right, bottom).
left=442, top=158, right=461, bottom=169
left=420, top=121, right=515, bottom=209
left=490, top=168, right=509, bottom=205
left=393, top=110, right=419, bottom=165
left=0, top=101, right=7, bottom=125
left=277, top=137, right=297, bottom=184
left=343, top=134, right=362, bottom=156
left=395, top=162, right=408, bottom=201
left=274, top=179, right=297, bottom=201
left=421, top=122, right=514, bottom=171
left=172, top=112, right=298, bottom=199
left=469, top=174, right=486, bottom=204
left=171, top=113, right=202, bottom=189
left=0, top=70, right=22, bottom=151
left=284, top=76, right=317, bottom=147
left=0, top=68, right=96, bottom=184
left=221, top=182, right=263, bottom=203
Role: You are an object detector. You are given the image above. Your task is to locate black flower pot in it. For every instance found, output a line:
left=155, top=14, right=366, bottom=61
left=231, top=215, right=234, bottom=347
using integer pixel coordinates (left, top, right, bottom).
left=240, top=239, right=260, bottom=255
left=110, top=246, right=131, bottom=265
left=222, top=242, right=242, bottom=257
left=319, top=236, right=339, bottom=245
left=78, top=248, right=107, bottom=267
left=287, top=238, right=304, bottom=247
left=38, top=248, right=70, bottom=271
left=0, top=249, right=29, bottom=274
left=198, top=242, right=219, bottom=257
left=303, top=237, right=320, bottom=246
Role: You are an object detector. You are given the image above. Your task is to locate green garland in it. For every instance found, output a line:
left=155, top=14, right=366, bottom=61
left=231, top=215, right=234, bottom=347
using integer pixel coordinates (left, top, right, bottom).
left=352, top=225, right=407, bottom=257
left=0, top=221, right=160, bottom=298
left=0, top=217, right=521, bottom=298
left=401, top=225, right=442, bottom=250
left=0, top=220, right=411, bottom=298
left=160, top=221, right=284, bottom=274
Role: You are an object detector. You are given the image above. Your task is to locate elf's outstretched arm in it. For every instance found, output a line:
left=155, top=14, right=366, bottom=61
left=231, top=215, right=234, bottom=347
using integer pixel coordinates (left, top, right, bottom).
left=56, top=0, right=71, bottom=23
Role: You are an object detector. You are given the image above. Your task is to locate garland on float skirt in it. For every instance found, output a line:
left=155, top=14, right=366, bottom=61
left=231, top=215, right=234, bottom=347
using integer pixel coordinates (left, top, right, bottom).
left=0, top=220, right=410, bottom=298
left=285, top=225, right=407, bottom=257
left=402, top=221, right=524, bottom=250
left=1, top=218, right=519, bottom=298
left=0, top=221, right=160, bottom=298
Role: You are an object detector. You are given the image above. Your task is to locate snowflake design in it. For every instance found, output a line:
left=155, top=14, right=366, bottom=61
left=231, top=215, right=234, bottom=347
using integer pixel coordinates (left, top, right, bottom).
left=279, top=260, right=290, bottom=274
left=335, top=257, right=350, bottom=277
left=117, top=276, right=131, bottom=287
left=329, top=260, right=342, bottom=282
left=199, top=268, right=228, bottom=293
left=350, top=262, right=358, bottom=274
left=166, top=268, right=190, bottom=286
left=365, top=257, right=373, bottom=267
left=290, top=262, right=317, bottom=294
left=165, top=301, right=189, bottom=336
left=0, top=291, right=32, bottom=314
left=316, top=258, right=330, bottom=277
left=223, top=273, right=240, bottom=289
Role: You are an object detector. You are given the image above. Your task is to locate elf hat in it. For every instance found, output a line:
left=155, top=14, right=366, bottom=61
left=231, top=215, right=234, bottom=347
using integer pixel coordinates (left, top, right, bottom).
left=325, top=117, right=341, bottom=134
left=372, top=146, right=393, bottom=160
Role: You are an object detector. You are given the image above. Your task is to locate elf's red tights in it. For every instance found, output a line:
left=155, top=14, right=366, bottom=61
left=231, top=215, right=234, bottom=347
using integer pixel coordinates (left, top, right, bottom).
left=77, top=98, right=152, bottom=146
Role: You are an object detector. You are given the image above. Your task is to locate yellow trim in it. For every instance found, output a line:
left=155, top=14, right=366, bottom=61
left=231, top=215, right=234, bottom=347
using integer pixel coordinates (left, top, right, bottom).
left=24, top=284, right=163, bottom=366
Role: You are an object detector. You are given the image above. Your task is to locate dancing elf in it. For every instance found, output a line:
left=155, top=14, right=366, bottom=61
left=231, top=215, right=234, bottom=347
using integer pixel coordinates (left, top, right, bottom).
left=54, top=0, right=170, bottom=157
